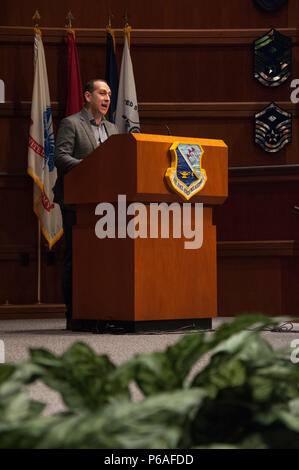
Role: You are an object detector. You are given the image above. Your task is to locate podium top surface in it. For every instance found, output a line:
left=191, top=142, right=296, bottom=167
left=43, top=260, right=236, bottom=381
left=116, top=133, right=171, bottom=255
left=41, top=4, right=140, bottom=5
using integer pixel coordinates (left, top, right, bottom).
left=132, top=133, right=228, bottom=148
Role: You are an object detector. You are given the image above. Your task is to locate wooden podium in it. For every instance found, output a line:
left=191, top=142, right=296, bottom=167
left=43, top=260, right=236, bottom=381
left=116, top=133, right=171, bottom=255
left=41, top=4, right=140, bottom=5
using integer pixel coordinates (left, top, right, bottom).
left=64, top=133, right=228, bottom=331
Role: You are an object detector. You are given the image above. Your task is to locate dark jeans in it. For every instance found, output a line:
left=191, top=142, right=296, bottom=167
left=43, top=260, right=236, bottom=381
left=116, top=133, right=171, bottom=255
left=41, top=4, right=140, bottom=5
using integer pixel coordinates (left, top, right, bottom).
left=60, top=206, right=76, bottom=321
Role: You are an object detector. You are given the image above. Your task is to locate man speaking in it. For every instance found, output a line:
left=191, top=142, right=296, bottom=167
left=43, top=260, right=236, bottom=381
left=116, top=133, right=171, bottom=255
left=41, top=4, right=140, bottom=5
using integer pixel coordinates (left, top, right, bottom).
left=53, top=79, right=119, bottom=331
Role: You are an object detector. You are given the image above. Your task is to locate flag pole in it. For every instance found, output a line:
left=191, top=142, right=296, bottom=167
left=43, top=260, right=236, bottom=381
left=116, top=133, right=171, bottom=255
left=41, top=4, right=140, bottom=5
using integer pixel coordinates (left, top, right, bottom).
left=29, top=11, right=63, bottom=303
left=37, top=219, right=42, bottom=304
left=32, top=10, right=42, bottom=305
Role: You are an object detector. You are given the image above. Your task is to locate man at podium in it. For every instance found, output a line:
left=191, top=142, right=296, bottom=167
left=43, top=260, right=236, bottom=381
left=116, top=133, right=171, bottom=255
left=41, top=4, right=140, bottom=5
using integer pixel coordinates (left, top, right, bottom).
left=53, top=79, right=119, bottom=330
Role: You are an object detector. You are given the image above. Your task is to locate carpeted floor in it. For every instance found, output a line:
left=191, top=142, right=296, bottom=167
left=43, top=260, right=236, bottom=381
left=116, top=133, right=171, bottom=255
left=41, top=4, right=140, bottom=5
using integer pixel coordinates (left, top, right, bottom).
left=1, top=317, right=299, bottom=415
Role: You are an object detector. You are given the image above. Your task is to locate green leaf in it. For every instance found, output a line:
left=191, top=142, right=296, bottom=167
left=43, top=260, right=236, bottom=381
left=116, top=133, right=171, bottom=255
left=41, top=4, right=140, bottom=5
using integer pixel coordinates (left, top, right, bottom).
left=1, top=314, right=299, bottom=449
left=0, top=365, right=15, bottom=385
left=123, top=331, right=238, bottom=396
left=0, top=414, right=61, bottom=449
left=212, top=357, right=246, bottom=389
left=117, top=333, right=206, bottom=396
left=111, top=316, right=288, bottom=397
left=212, top=330, right=275, bottom=365
left=29, top=348, right=61, bottom=368
left=195, top=444, right=240, bottom=449
left=276, top=408, right=299, bottom=432
left=255, top=362, right=299, bottom=381
left=289, top=398, right=299, bottom=416
left=0, top=381, right=22, bottom=401
left=4, top=392, right=32, bottom=422
left=206, top=314, right=285, bottom=347
left=236, top=336, right=275, bottom=364
left=191, top=353, right=246, bottom=396
left=0, top=388, right=45, bottom=428
left=164, top=333, right=206, bottom=382
left=248, top=376, right=274, bottom=402
left=122, top=352, right=178, bottom=396
left=13, top=362, right=46, bottom=385
left=36, top=388, right=207, bottom=449
left=237, top=433, right=269, bottom=449
left=191, top=331, right=278, bottom=392
left=30, top=343, right=131, bottom=411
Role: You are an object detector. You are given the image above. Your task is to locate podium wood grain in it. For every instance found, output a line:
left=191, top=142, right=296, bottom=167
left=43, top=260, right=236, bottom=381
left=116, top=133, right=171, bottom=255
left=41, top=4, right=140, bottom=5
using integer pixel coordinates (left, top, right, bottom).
left=65, top=134, right=228, bottom=323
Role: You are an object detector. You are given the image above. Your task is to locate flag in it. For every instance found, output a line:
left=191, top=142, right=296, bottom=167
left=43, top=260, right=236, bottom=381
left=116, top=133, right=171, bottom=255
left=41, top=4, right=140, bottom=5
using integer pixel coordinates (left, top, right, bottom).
left=65, top=29, right=84, bottom=117
left=0, top=79, right=4, bottom=103
left=27, top=28, right=63, bottom=249
left=105, top=27, right=119, bottom=123
left=115, top=26, right=140, bottom=133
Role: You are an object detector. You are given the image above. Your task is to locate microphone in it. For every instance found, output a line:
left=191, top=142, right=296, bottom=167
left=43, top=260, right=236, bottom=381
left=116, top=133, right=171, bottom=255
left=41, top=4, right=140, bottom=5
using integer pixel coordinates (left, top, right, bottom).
left=122, top=114, right=140, bottom=125
left=165, top=124, right=172, bottom=136
left=122, top=115, right=172, bottom=136
left=293, top=205, right=299, bottom=216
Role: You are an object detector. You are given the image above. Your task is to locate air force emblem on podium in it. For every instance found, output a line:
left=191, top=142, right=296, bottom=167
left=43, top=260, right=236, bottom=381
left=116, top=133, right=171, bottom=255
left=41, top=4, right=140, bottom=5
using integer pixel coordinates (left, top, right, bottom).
left=165, top=142, right=207, bottom=200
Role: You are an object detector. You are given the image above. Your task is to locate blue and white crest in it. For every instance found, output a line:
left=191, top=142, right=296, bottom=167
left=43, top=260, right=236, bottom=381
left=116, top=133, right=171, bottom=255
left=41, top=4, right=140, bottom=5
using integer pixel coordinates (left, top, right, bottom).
left=43, top=106, right=55, bottom=172
left=165, top=142, right=207, bottom=200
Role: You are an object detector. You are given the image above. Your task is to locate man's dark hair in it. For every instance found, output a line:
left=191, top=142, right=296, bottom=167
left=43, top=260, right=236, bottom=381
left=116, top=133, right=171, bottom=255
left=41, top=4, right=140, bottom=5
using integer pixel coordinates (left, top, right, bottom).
left=83, top=79, right=108, bottom=102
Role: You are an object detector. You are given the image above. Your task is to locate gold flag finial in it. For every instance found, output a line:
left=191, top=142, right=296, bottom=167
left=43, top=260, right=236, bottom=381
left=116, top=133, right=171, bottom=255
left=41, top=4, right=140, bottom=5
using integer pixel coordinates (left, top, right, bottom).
left=123, top=10, right=131, bottom=48
left=32, top=10, right=41, bottom=28
left=65, top=10, right=75, bottom=29
left=106, top=11, right=116, bottom=52
left=123, top=9, right=130, bottom=28
left=106, top=9, right=114, bottom=29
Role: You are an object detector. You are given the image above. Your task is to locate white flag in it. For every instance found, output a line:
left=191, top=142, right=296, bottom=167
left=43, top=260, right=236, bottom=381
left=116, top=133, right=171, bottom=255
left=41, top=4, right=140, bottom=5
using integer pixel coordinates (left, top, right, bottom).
left=27, top=29, right=63, bottom=249
left=115, top=26, right=140, bottom=133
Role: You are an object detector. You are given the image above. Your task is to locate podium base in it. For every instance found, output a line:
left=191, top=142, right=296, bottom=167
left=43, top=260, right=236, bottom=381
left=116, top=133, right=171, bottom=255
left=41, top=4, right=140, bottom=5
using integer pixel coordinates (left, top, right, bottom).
left=85, top=318, right=213, bottom=334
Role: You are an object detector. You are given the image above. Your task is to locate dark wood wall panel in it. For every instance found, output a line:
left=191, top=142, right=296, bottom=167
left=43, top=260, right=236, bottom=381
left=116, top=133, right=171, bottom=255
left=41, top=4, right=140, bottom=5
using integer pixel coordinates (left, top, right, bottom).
left=0, top=0, right=291, bottom=29
left=218, top=255, right=283, bottom=316
left=0, top=43, right=62, bottom=102
left=217, top=242, right=299, bottom=316
left=214, top=178, right=299, bottom=242
left=1, top=259, right=36, bottom=305
left=0, top=173, right=64, bottom=304
left=0, top=44, right=34, bottom=101
left=0, top=251, right=64, bottom=304
left=0, top=177, right=36, bottom=245
left=2, top=37, right=298, bottom=103
left=133, top=45, right=297, bottom=103
left=0, top=119, right=31, bottom=172
left=283, top=257, right=299, bottom=315
left=141, top=107, right=299, bottom=167
left=1, top=0, right=298, bottom=312
left=1, top=104, right=298, bottom=172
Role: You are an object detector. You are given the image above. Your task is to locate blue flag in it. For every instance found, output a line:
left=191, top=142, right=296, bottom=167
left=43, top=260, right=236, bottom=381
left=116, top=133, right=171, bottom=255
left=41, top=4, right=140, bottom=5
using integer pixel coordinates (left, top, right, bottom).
left=105, top=28, right=119, bottom=123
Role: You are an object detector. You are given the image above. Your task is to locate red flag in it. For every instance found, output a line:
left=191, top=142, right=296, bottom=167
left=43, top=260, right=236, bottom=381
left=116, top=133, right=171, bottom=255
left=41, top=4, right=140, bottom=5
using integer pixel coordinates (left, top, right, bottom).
left=65, top=30, right=84, bottom=117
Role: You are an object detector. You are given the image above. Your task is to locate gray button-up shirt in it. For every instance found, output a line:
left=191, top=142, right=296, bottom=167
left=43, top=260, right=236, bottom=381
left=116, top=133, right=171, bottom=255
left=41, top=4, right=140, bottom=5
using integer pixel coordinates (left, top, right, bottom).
left=86, top=110, right=108, bottom=146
